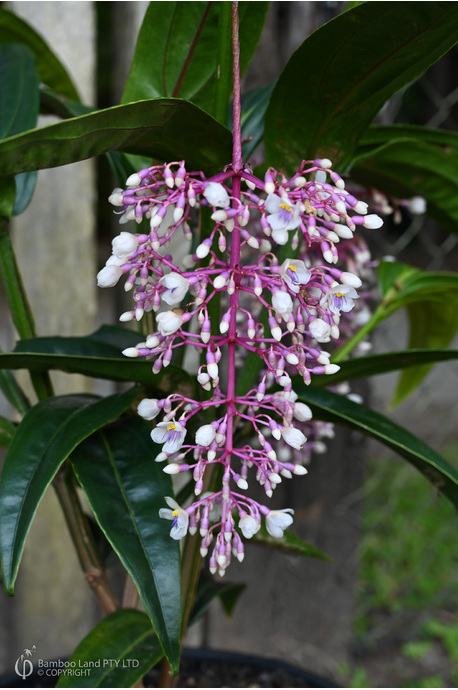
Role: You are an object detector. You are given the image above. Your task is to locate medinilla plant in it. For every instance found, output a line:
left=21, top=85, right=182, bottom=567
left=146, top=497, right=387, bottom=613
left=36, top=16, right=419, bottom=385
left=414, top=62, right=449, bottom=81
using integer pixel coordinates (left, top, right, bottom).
left=0, top=2, right=458, bottom=687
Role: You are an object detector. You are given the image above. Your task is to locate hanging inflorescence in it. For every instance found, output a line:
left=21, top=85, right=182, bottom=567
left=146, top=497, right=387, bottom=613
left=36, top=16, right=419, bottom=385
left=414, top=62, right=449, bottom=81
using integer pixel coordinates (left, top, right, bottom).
left=98, top=158, right=382, bottom=576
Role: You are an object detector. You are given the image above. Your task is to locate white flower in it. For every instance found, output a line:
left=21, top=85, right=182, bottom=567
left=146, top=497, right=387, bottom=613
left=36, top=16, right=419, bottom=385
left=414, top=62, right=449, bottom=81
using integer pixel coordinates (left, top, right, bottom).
left=156, top=310, right=184, bottom=336
left=293, top=402, right=313, bottom=422
left=239, top=514, right=260, bottom=539
left=363, top=214, right=383, bottom=229
left=159, top=272, right=190, bottom=305
left=309, top=318, right=331, bottom=343
left=108, top=188, right=124, bottom=206
left=271, top=290, right=293, bottom=319
left=340, top=272, right=362, bottom=289
left=279, top=259, right=311, bottom=294
left=408, top=196, right=426, bottom=215
left=203, top=182, right=230, bottom=208
left=265, top=194, right=301, bottom=245
left=159, top=497, right=189, bottom=540
left=265, top=509, right=294, bottom=538
left=321, top=284, right=359, bottom=315
left=195, top=424, right=216, bottom=447
left=97, top=264, right=122, bottom=287
left=137, top=398, right=161, bottom=420
left=151, top=420, right=186, bottom=454
left=112, top=232, right=139, bottom=258
left=281, top=426, right=306, bottom=450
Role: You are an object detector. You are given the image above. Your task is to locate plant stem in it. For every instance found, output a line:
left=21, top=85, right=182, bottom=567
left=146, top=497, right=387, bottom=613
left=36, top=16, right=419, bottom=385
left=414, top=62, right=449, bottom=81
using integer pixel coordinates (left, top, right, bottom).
left=332, top=304, right=387, bottom=362
left=231, top=1, right=243, bottom=172
left=54, top=468, right=118, bottom=615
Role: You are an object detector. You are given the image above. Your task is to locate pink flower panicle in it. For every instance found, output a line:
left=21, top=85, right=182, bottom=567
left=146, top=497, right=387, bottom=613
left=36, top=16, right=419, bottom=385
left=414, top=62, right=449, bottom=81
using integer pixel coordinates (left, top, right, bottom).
left=99, top=158, right=383, bottom=575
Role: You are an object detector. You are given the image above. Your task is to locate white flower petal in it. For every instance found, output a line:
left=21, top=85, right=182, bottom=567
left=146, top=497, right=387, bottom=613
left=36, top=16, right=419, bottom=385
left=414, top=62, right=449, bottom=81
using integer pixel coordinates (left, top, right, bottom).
left=156, top=311, right=184, bottom=336
left=195, top=424, right=216, bottom=447
left=203, top=182, right=230, bottom=208
left=266, top=509, right=294, bottom=538
left=281, top=426, right=306, bottom=450
left=159, top=273, right=190, bottom=305
left=239, top=515, right=260, bottom=539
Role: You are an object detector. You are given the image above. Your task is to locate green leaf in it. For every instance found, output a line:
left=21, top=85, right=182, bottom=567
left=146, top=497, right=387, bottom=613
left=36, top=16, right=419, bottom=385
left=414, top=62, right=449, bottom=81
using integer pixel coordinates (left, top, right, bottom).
left=56, top=610, right=163, bottom=688
left=0, top=99, right=232, bottom=178
left=253, top=522, right=331, bottom=561
left=353, top=123, right=458, bottom=158
left=0, top=416, right=15, bottom=447
left=333, top=261, right=458, bottom=362
left=0, top=44, right=39, bottom=217
left=0, top=326, right=195, bottom=395
left=313, top=349, right=458, bottom=388
left=378, top=262, right=458, bottom=311
left=12, top=171, right=38, bottom=216
left=264, top=2, right=458, bottom=171
left=391, top=301, right=458, bottom=407
left=0, top=177, right=16, bottom=219
left=0, top=8, right=80, bottom=101
left=71, top=417, right=181, bottom=674
left=39, top=86, right=96, bottom=119
left=376, top=260, right=420, bottom=300
left=351, top=130, right=458, bottom=236
left=0, top=44, right=39, bottom=139
left=191, top=570, right=246, bottom=624
left=122, top=2, right=268, bottom=117
left=0, top=387, right=139, bottom=594
left=294, top=384, right=458, bottom=508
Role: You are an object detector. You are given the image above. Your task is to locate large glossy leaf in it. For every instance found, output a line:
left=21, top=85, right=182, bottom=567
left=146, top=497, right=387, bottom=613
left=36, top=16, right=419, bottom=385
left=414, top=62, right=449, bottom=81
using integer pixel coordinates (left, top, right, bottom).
left=352, top=123, right=458, bottom=159
left=377, top=262, right=458, bottom=310
left=314, top=349, right=458, bottom=388
left=294, top=385, right=458, bottom=508
left=0, top=44, right=39, bottom=139
left=264, top=2, right=458, bottom=171
left=391, top=301, right=458, bottom=408
left=122, top=2, right=268, bottom=118
left=334, top=261, right=458, bottom=362
left=57, top=610, right=162, bottom=688
left=0, top=99, right=232, bottom=177
left=71, top=417, right=181, bottom=674
left=0, top=44, right=39, bottom=216
left=0, top=326, right=195, bottom=395
left=351, top=131, right=458, bottom=236
left=0, top=387, right=139, bottom=594
left=0, top=8, right=79, bottom=101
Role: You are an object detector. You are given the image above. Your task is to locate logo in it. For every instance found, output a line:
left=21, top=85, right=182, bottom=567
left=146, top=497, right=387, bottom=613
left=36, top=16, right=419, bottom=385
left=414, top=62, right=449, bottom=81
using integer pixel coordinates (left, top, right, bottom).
left=14, top=646, right=36, bottom=680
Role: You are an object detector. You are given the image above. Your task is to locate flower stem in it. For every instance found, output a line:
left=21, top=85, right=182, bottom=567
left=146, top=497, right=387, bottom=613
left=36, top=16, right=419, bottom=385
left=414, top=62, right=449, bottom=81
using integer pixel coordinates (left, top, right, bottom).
left=231, top=1, right=243, bottom=172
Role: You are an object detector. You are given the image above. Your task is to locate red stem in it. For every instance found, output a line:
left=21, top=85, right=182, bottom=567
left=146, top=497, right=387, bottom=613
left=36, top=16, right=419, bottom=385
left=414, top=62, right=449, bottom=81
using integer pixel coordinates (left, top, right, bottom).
left=231, top=1, right=242, bottom=172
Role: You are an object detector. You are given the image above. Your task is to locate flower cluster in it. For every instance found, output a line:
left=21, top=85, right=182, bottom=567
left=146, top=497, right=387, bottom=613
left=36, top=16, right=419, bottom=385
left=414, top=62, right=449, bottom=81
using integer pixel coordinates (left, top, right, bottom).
left=98, top=158, right=382, bottom=575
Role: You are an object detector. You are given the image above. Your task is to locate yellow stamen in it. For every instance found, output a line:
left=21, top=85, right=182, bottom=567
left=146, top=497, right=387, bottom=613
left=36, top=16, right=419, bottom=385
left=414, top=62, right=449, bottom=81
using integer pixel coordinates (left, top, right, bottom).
left=336, top=292, right=344, bottom=298
left=288, top=264, right=297, bottom=272
left=279, top=202, right=292, bottom=213
left=172, top=509, right=179, bottom=517
left=167, top=423, right=177, bottom=431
